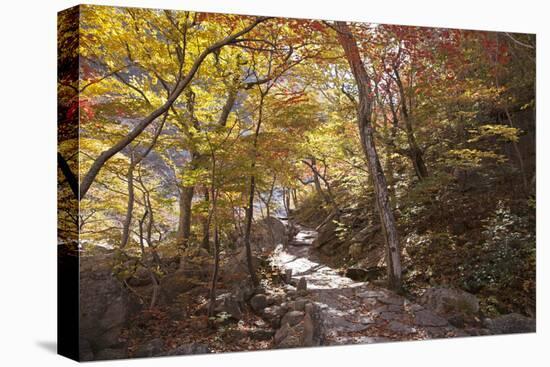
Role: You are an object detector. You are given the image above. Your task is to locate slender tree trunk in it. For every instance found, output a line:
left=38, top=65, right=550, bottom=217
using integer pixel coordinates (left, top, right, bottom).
left=308, top=157, right=328, bottom=203
left=394, top=68, right=428, bottom=180
left=120, top=115, right=166, bottom=248
left=201, top=188, right=211, bottom=252
left=121, top=161, right=136, bottom=248
left=303, top=158, right=339, bottom=212
left=494, top=34, right=529, bottom=195
left=243, top=93, right=267, bottom=287
left=335, top=21, right=402, bottom=290
left=207, top=221, right=220, bottom=324
left=243, top=175, right=259, bottom=286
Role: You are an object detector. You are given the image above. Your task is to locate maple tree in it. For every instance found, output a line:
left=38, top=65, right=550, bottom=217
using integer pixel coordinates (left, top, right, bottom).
left=59, top=6, right=535, bottom=328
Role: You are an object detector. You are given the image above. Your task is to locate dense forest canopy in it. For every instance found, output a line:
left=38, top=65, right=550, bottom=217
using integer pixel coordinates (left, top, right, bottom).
left=58, top=6, right=535, bottom=357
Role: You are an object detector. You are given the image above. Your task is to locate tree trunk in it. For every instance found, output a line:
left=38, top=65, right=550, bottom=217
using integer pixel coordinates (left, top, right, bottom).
left=291, top=188, right=298, bottom=210
left=176, top=185, right=195, bottom=251
left=242, top=92, right=267, bottom=287
left=394, top=68, right=428, bottom=180
left=207, top=223, right=220, bottom=325
left=243, top=175, right=259, bottom=286
left=335, top=21, right=402, bottom=290
left=201, top=188, right=211, bottom=252
left=120, top=162, right=135, bottom=248
left=121, top=115, right=166, bottom=248
left=303, top=158, right=339, bottom=212
left=306, top=157, right=329, bottom=205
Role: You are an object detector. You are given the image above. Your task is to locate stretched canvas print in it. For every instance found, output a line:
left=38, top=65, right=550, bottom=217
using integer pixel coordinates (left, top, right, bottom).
left=57, top=4, right=536, bottom=361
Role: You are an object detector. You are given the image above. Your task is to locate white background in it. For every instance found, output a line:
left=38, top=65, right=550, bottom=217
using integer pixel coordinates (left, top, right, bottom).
left=0, top=0, right=547, bottom=365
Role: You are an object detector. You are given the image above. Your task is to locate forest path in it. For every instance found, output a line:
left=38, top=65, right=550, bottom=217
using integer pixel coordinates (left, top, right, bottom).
left=270, top=223, right=466, bottom=345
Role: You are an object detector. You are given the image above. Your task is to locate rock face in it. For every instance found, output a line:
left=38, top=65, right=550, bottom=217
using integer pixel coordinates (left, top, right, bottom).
left=162, top=343, right=210, bottom=356
left=133, top=338, right=164, bottom=358
left=312, top=219, right=338, bottom=250
left=419, top=287, right=479, bottom=322
left=484, top=313, right=536, bottom=334
left=79, top=253, right=131, bottom=361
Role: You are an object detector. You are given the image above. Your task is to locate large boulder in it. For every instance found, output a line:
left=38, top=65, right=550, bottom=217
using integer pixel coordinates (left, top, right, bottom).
left=79, top=253, right=131, bottom=360
left=274, top=303, right=322, bottom=348
left=214, top=293, right=243, bottom=320
left=128, top=266, right=153, bottom=287
left=220, top=247, right=261, bottom=284
left=281, top=310, right=305, bottom=327
left=483, top=313, right=536, bottom=334
left=419, top=287, right=479, bottom=323
left=274, top=322, right=305, bottom=348
left=262, top=305, right=287, bottom=328
left=259, top=217, right=288, bottom=248
left=250, top=294, right=268, bottom=313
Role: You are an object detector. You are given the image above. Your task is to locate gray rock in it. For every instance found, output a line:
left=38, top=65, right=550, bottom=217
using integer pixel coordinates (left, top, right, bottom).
left=133, top=338, right=164, bottom=358
left=284, top=269, right=293, bottom=283
left=274, top=322, right=305, bottom=348
left=464, top=327, right=492, bottom=336
left=414, top=309, right=449, bottom=327
left=297, top=277, right=307, bottom=292
left=378, top=312, right=404, bottom=322
left=249, top=328, right=275, bottom=341
left=262, top=305, right=286, bottom=328
left=357, top=290, right=388, bottom=299
left=388, top=321, right=416, bottom=335
left=302, top=303, right=322, bottom=346
left=214, top=293, right=243, bottom=320
left=281, top=310, right=305, bottom=327
left=79, top=254, right=129, bottom=352
left=483, top=313, right=536, bottom=334
left=419, top=287, right=479, bottom=321
left=161, top=273, right=199, bottom=303
left=79, top=339, right=94, bottom=361
left=288, top=299, right=308, bottom=312
left=250, top=294, right=268, bottom=313
left=163, top=343, right=210, bottom=356
left=128, top=266, right=153, bottom=287
left=94, top=348, right=127, bottom=360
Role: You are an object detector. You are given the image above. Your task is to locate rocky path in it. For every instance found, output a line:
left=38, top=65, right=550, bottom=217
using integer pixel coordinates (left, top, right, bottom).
left=270, top=224, right=466, bottom=345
